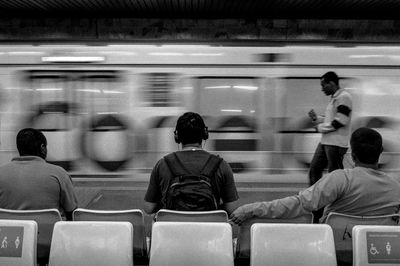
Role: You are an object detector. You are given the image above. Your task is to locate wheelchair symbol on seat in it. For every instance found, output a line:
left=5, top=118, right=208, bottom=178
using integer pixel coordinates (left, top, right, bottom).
left=370, top=243, right=379, bottom=255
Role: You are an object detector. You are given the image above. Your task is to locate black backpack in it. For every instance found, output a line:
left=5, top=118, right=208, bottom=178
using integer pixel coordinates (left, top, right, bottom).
left=163, top=152, right=222, bottom=211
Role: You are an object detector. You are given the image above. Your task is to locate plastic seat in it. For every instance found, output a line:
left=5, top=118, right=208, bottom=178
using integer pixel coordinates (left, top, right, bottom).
left=0, top=208, right=62, bottom=264
left=73, top=208, right=147, bottom=263
left=250, top=223, right=337, bottom=266
left=48, top=221, right=134, bottom=266
left=236, top=213, right=313, bottom=261
left=0, top=219, right=37, bottom=266
left=352, top=225, right=400, bottom=266
left=150, top=221, right=234, bottom=266
left=325, top=212, right=400, bottom=265
left=154, top=209, right=228, bottom=222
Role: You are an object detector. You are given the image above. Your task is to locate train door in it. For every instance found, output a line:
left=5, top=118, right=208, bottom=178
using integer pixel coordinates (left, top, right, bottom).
left=75, top=71, right=134, bottom=173
left=194, top=76, right=265, bottom=174
left=21, top=70, right=133, bottom=175
left=138, top=72, right=185, bottom=169
left=22, top=70, right=79, bottom=171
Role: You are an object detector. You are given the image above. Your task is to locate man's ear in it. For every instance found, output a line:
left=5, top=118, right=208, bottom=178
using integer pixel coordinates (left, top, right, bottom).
left=330, top=80, right=338, bottom=88
left=40, top=143, right=47, bottom=158
left=351, top=150, right=357, bottom=164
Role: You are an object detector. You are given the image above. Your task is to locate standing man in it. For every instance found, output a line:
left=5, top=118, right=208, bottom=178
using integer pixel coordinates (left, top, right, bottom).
left=308, top=72, right=352, bottom=222
left=144, top=112, right=239, bottom=215
left=308, top=71, right=352, bottom=185
left=0, top=128, right=78, bottom=220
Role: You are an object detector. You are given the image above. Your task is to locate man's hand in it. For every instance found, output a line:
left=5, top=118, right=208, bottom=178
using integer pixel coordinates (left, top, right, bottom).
left=229, top=204, right=255, bottom=225
left=308, top=109, right=318, bottom=121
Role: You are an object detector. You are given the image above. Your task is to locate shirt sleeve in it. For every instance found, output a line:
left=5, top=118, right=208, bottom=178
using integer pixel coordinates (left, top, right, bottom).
left=218, top=160, right=239, bottom=203
left=318, top=92, right=352, bottom=133
left=59, top=171, right=78, bottom=212
left=144, top=159, right=162, bottom=203
left=314, top=115, right=324, bottom=124
left=250, top=170, right=348, bottom=219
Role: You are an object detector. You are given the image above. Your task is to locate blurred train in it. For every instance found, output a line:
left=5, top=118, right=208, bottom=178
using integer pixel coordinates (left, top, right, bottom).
left=1, top=43, right=400, bottom=183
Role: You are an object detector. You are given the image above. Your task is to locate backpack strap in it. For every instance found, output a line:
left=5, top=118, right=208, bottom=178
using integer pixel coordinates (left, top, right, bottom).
left=164, top=152, right=222, bottom=178
left=201, top=154, right=222, bottom=207
left=163, top=152, right=191, bottom=177
left=200, top=154, right=223, bottom=177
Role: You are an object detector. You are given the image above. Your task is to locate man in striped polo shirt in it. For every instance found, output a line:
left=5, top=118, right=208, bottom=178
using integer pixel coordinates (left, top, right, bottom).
left=308, top=71, right=352, bottom=222
left=308, top=71, right=352, bottom=184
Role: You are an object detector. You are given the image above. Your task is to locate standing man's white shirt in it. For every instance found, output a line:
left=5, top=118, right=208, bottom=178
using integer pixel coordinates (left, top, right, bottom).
left=318, top=88, right=352, bottom=148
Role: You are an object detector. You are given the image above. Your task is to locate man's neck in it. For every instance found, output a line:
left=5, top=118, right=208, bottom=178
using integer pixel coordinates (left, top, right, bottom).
left=355, top=162, right=379, bottom=170
left=331, top=86, right=340, bottom=96
left=181, top=143, right=202, bottom=151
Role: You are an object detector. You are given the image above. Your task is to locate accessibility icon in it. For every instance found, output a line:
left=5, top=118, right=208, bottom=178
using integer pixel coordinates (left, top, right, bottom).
left=370, top=243, right=379, bottom=255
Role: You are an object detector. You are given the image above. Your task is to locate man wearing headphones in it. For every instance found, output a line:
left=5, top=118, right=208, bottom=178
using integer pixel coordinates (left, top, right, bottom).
left=144, top=112, right=239, bottom=214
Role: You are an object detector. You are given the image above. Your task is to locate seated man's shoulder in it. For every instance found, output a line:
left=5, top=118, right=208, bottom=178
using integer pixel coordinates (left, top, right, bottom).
left=43, top=162, right=70, bottom=176
left=0, top=161, right=13, bottom=169
left=320, top=168, right=350, bottom=183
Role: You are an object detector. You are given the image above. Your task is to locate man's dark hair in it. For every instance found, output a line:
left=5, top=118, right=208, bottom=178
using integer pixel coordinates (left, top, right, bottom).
left=16, top=128, right=47, bottom=157
left=350, top=127, right=382, bottom=164
left=175, top=112, right=207, bottom=145
left=321, top=71, right=339, bottom=86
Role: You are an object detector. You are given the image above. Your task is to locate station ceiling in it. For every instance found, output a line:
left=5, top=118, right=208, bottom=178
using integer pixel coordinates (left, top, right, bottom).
left=0, top=0, right=399, bottom=19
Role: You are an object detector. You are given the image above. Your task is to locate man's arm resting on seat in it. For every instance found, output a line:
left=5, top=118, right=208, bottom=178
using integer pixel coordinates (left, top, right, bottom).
left=144, top=201, right=159, bottom=215
left=229, top=197, right=311, bottom=225
left=222, top=200, right=238, bottom=215
left=229, top=171, right=347, bottom=225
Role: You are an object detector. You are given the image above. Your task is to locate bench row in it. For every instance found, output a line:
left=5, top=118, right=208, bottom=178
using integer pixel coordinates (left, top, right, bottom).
left=0, top=208, right=398, bottom=265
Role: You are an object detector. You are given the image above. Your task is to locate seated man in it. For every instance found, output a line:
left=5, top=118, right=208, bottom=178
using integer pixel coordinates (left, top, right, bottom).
left=144, top=112, right=239, bottom=215
left=230, top=127, right=400, bottom=224
left=0, top=128, right=78, bottom=220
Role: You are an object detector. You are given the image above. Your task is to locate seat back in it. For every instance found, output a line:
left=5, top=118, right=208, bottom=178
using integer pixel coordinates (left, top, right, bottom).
left=353, top=225, right=400, bottom=266
left=73, top=208, right=147, bottom=260
left=250, top=223, right=336, bottom=266
left=0, top=219, right=37, bottom=266
left=236, top=213, right=313, bottom=259
left=150, top=221, right=234, bottom=266
left=325, top=212, right=400, bottom=265
left=49, top=221, right=134, bottom=266
left=0, top=208, right=62, bottom=264
left=155, top=209, right=228, bottom=222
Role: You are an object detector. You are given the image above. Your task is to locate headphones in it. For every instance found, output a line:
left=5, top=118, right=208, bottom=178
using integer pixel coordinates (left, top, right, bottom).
left=174, top=126, right=209, bottom=144
left=174, top=126, right=208, bottom=144
left=174, top=130, right=180, bottom=144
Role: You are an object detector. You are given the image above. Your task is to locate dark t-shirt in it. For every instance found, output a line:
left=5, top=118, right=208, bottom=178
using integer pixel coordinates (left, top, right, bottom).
left=144, top=150, right=239, bottom=209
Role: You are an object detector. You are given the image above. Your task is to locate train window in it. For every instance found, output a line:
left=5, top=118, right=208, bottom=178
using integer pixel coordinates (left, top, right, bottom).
left=278, top=77, right=358, bottom=130
left=24, top=74, right=68, bottom=107
left=195, top=77, right=260, bottom=172
left=23, top=71, right=127, bottom=115
left=141, top=73, right=179, bottom=107
left=196, top=77, right=259, bottom=117
left=76, top=72, right=127, bottom=115
left=280, top=77, right=326, bottom=120
left=356, top=77, right=400, bottom=116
